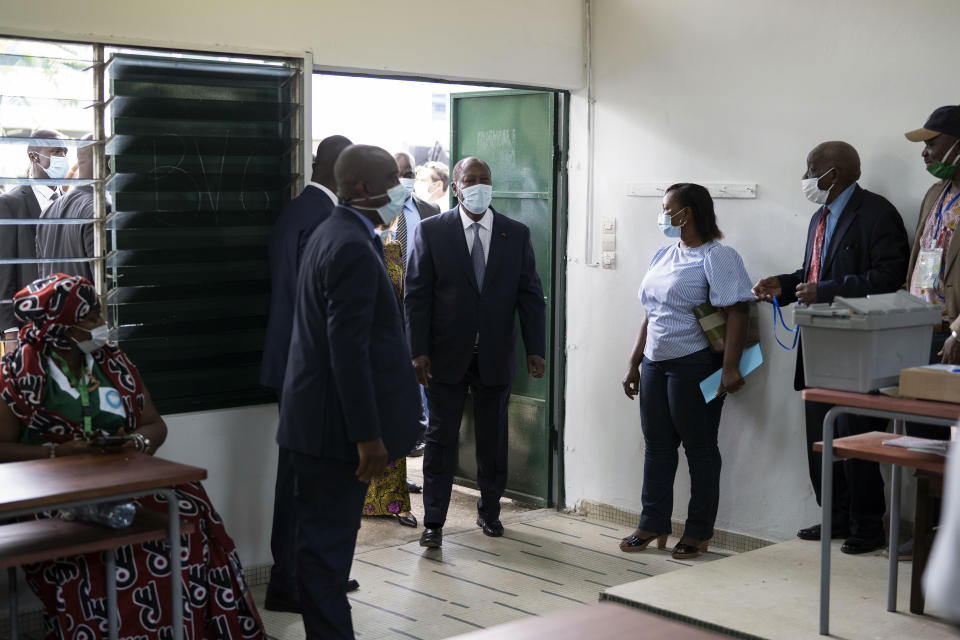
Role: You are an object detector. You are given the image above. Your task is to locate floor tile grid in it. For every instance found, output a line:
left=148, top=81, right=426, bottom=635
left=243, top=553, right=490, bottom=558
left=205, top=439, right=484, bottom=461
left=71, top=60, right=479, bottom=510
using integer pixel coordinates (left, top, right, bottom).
left=288, top=513, right=734, bottom=640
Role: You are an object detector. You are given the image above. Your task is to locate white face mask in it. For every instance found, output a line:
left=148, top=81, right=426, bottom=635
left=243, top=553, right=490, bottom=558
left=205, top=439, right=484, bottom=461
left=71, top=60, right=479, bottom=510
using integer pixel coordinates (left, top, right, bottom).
left=459, top=184, right=493, bottom=214
left=414, top=179, right=436, bottom=201
left=37, top=153, right=70, bottom=180
left=801, top=168, right=836, bottom=204
left=74, top=323, right=109, bottom=354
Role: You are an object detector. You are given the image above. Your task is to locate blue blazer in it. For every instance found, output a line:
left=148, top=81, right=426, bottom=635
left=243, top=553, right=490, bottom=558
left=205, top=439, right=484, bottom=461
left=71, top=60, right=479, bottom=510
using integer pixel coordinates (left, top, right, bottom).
left=404, top=207, right=546, bottom=386
left=776, top=184, right=909, bottom=390
left=277, top=207, right=421, bottom=462
left=260, top=185, right=337, bottom=391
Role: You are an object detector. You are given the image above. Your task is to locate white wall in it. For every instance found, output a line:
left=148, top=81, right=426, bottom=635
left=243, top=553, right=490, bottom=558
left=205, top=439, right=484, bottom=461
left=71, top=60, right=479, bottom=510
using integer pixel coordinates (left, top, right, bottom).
left=0, top=1, right=586, bottom=570
left=1, top=0, right=585, bottom=90
left=563, top=0, right=960, bottom=540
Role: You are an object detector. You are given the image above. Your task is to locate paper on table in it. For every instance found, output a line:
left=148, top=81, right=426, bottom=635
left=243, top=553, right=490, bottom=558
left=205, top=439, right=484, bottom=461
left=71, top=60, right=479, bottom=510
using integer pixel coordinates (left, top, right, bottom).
left=699, top=343, right=764, bottom=402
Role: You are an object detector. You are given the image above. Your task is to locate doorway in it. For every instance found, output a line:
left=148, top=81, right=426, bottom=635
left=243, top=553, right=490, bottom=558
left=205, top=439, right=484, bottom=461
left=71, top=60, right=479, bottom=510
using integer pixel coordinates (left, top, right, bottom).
left=312, top=73, right=568, bottom=508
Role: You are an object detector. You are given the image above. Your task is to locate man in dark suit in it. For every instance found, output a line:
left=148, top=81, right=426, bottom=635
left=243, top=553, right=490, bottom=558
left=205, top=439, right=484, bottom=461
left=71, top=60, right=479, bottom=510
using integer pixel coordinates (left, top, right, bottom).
left=754, top=141, right=909, bottom=554
left=394, top=151, right=440, bottom=461
left=0, top=131, right=68, bottom=329
left=405, top=156, right=546, bottom=548
left=260, top=134, right=353, bottom=613
left=277, top=144, right=421, bottom=639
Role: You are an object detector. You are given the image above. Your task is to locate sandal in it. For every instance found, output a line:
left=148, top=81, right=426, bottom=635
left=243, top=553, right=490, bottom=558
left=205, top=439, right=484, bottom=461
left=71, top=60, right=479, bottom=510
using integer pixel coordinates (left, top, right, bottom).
left=619, top=531, right=668, bottom=553
left=672, top=537, right=709, bottom=559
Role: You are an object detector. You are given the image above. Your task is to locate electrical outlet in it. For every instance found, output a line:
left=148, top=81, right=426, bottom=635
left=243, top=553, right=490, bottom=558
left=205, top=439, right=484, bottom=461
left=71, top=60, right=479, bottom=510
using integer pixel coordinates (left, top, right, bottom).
left=601, top=235, right=616, bottom=251
left=601, top=251, right=616, bottom=269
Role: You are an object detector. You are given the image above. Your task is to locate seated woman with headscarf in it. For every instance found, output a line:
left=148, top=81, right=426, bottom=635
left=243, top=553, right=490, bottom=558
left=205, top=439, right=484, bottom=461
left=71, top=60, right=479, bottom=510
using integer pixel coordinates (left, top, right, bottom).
left=0, top=274, right=264, bottom=639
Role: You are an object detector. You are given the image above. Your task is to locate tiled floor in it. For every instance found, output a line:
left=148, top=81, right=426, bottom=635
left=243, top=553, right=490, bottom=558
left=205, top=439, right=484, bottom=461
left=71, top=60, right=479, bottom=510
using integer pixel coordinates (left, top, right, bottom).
left=253, top=511, right=732, bottom=639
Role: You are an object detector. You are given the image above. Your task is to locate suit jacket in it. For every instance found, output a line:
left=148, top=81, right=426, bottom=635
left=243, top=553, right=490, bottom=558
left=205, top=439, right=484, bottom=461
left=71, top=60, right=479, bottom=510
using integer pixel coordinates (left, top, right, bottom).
left=0, top=186, right=41, bottom=330
left=411, top=195, right=440, bottom=220
left=906, top=179, right=960, bottom=329
left=260, top=185, right=337, bottom=391
left=776, top=184, right=909, bottom=390
left=277, top=206, right=421, bottom=462
left=404, top=206, right=546, bottom=386
left=36, top=185, right=96, bottom=283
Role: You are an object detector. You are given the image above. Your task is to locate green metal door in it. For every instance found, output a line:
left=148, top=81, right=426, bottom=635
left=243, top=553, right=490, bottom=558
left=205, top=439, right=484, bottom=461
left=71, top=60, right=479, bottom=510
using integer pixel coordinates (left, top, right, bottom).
left=450, top=89, right=560, bottom=507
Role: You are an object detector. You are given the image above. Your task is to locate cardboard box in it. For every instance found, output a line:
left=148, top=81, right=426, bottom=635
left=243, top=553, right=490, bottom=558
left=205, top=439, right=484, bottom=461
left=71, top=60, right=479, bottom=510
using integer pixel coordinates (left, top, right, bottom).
left=899, top=365, right=960, bottom=403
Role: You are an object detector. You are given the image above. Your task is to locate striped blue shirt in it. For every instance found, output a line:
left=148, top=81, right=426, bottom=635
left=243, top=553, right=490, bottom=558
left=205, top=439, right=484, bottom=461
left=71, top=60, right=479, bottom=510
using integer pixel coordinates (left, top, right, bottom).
left=639, top=241, right=754, bottom=362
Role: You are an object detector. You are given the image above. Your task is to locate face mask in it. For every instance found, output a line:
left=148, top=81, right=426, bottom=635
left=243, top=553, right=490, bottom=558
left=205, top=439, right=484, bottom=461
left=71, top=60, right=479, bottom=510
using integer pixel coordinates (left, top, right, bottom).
left=74, top=323, right=109, bottom=354
left=658, top=207, right=687, bottom=238
left=353, top=182, right=407, bottom=226
left=37, top=153, right=70, bottom=180
left=927, top=139, right=960, bottom=180
left=415, top=180, right=435, bottom=201
left=399, top=177, right=416, bottom=198
left=459, top=184, right=493, bottom=214
left=801, top=168, right=836, bottom=204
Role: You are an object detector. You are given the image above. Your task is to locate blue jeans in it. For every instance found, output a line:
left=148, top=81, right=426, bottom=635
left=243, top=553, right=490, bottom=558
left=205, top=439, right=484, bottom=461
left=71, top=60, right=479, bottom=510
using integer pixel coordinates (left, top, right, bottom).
left=638, top=348, right=725, bottom=540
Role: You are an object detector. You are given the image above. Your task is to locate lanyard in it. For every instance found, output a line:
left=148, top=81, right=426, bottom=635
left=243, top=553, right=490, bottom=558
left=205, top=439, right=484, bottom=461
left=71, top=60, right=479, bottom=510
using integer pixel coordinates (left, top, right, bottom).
left=772, top=296, right=800, bottom=351
left=50, top=351, right=96, bottom=434
left=933, top=184, right=960, bottom=242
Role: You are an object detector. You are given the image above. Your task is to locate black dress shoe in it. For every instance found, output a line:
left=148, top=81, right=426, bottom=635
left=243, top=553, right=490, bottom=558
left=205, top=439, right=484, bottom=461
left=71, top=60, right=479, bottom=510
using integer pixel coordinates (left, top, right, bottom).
left=796, top=523, right=851, bottom=541
left=264, top=589, right=301, bottom=613
left=346, top=578, right=360, bottom=592
left=408, top=442, right=426, bottom=457
left=396, top=513, right=418, bottom=528
left=420, top=527, right=443, bottom=548
left=407, top=480, right=423, bottom=494
left=477, top=516, right=504, bottom=537
left=841, top=533, right=886, bottom=555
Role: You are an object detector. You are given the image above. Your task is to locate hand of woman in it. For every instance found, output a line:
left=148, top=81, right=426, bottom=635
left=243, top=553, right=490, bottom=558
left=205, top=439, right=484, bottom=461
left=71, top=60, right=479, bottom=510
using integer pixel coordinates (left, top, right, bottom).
left=622, top=366, right=640, bottom=400
left=940, top=335, right=960, bottom=365
left=718, top=366, right=745, bottom=396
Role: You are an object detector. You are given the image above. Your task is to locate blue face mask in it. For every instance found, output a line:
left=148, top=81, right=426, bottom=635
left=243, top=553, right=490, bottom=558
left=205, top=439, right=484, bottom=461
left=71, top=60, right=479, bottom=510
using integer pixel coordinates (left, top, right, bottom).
left=37, top=153, right=70, bottom=180
left=353, top=183, right=408, bottom=226
left=459, top=184, right=493, bottom=214
left=399, top=177, right=416, bottom=197
left=657, top=207, right=687, bottom=238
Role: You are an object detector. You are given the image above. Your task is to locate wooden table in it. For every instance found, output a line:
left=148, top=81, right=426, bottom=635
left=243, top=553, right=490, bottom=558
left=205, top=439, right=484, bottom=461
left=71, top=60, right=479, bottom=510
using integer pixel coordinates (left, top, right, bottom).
left=449, top=602, right=725, bottom=639
left=0, top=452, right=207, bottom=640
left=802, top=388, right=958, bottom=636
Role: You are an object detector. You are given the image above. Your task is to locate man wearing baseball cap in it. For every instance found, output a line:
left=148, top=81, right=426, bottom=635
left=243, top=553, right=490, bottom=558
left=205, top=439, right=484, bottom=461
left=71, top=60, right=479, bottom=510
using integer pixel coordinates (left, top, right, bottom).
left=901, top=105, right=960, bottom=561
left=905, top=105, right=960, bottom=363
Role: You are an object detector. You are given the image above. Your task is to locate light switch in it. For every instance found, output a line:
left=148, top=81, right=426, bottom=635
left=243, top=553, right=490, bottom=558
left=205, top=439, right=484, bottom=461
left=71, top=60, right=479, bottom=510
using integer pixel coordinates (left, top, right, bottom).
left=600, top=216, right=616, bottom=231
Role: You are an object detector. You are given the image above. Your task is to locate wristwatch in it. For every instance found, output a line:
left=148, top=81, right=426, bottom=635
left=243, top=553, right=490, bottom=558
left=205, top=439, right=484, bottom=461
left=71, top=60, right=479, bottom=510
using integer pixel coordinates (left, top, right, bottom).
left=131, top=433, right=151, bottom=453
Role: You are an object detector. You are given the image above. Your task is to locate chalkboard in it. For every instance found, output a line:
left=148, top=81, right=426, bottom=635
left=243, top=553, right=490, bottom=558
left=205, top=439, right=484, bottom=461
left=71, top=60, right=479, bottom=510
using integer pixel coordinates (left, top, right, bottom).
left=106, top=53, right=297, bottom=413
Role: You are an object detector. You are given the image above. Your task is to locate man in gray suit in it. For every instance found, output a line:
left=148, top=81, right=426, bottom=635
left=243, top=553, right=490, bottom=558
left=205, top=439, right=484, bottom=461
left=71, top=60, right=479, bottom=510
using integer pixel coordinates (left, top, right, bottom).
left=36, top=135, right=100, bottom=281
left=0, top=130, right=68, bottom=329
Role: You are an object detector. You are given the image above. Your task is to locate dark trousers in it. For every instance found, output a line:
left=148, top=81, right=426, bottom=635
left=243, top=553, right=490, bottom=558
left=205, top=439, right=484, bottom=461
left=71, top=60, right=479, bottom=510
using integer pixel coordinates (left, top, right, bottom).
left=291, top=449, right=368, bottom=640
left=637, top=348, right=725, bottom=541
left=422, top=355, right=511, bottom=527
left=268, top=443, right=298, bottom=599
left=804, top=402, right=886, bottom=537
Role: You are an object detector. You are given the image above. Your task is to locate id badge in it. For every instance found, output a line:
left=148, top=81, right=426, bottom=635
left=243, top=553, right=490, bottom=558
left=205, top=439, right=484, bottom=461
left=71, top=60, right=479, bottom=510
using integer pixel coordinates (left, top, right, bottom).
left=915, top=248, right=943, bottom=289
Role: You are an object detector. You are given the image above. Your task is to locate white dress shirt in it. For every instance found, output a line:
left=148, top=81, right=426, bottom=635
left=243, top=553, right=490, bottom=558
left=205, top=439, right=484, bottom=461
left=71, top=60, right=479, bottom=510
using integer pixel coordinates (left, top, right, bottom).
left=459, top=205, right=492, bottom=264
left=32, top=185, right=60, bottom=214
left=306, top=181, right=338, bottom=205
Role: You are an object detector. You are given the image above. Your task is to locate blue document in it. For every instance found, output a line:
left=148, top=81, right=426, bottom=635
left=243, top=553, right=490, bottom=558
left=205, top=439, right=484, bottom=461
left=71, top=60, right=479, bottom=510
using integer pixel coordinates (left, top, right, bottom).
left=699, top=343, right=764, bottom=402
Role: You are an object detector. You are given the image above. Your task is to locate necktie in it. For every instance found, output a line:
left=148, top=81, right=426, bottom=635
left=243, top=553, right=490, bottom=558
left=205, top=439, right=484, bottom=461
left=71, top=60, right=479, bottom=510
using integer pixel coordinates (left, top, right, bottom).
left=471, top=222, right=485, bottom=289
left=396, top=207, right=408, bottom=270
left=807, top=206, right=829, bottom=283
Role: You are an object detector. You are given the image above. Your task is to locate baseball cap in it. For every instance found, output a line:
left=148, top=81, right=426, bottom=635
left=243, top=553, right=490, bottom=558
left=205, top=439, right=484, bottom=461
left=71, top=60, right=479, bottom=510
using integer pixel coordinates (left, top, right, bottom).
left=905, top=105, right=960, bottom=142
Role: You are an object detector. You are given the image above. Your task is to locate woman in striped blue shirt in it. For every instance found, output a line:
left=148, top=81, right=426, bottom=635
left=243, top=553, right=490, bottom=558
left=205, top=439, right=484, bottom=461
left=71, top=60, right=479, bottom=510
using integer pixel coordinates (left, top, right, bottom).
left=620, top=183, right=755, bottom=559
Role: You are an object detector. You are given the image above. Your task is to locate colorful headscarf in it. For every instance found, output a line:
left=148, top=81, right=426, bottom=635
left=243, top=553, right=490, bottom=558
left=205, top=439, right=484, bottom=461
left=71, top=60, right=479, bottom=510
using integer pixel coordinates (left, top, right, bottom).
left=0, top=274, right=146, bottom=435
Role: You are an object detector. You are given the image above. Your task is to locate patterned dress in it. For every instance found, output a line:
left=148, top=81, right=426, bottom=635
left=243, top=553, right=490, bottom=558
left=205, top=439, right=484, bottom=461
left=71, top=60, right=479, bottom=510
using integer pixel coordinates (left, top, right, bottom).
left=361, top=239, right=412, bottom=517
left=18, top=358, right=264, bottom=640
